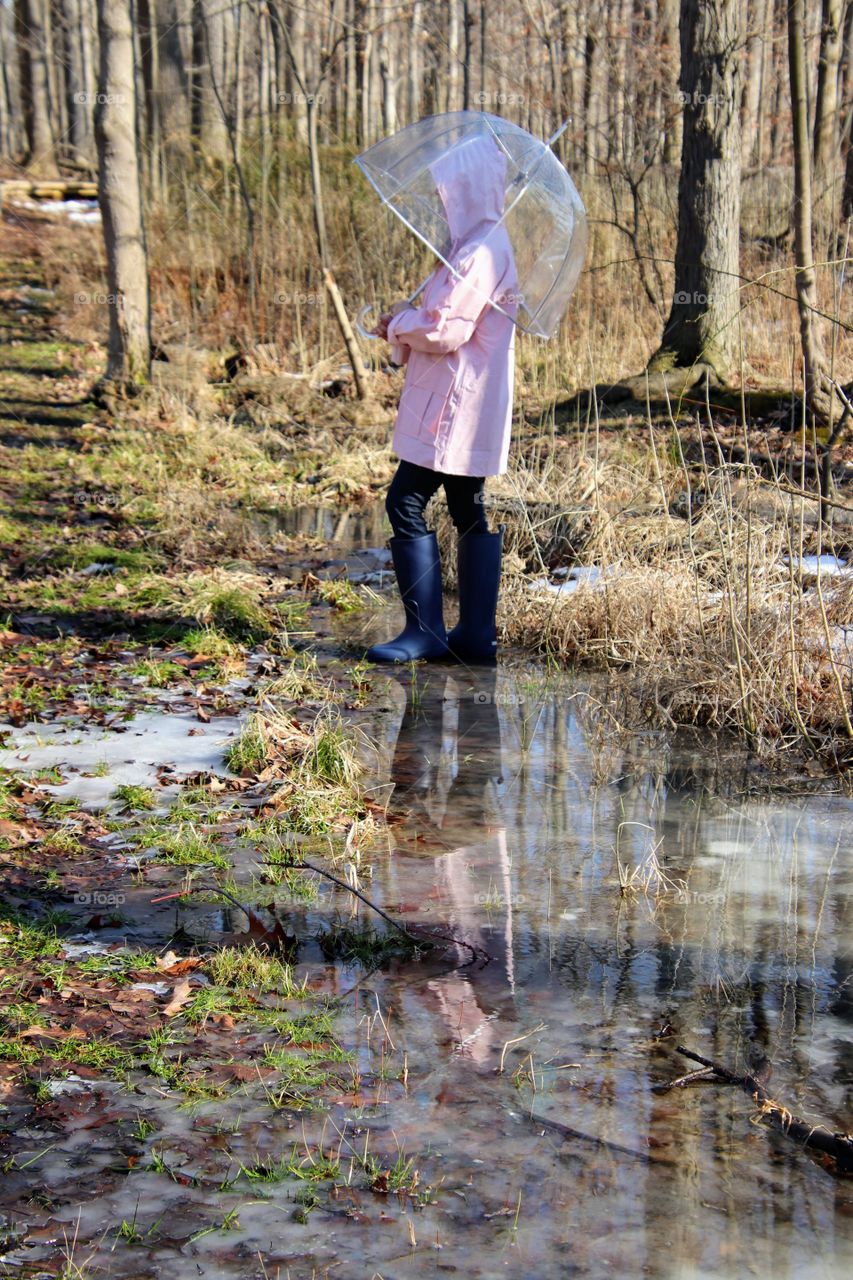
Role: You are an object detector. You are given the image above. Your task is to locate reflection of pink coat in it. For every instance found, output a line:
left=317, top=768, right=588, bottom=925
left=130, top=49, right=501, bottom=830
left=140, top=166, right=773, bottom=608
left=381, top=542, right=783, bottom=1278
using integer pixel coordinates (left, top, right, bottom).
left=386, top=136, right=518, bottom=478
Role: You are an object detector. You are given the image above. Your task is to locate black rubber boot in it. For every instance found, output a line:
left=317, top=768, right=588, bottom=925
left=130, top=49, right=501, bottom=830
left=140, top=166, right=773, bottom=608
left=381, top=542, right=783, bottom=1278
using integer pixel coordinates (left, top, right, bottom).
left=447, top=527, right=503, bottom=665
left=366, top=532, right=449, bottom=663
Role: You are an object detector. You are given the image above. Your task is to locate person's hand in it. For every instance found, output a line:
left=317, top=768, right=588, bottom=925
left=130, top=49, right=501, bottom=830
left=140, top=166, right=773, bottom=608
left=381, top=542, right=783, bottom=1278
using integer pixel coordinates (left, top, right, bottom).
left=372, top=312, right=392, bottom=340
left=373, top=299, right=411, bottom=340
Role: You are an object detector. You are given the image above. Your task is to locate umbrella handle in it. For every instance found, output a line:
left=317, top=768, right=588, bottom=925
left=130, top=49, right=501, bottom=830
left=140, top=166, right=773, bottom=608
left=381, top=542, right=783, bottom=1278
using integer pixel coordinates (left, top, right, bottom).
left=356, top=274, right=431, bottom=342
left=356, top=303, right=380, bottom=341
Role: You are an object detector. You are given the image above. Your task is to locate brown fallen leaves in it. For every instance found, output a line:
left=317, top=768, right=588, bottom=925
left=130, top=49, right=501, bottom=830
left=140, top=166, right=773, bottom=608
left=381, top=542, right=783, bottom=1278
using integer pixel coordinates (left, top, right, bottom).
left=163, top=978, right=193, bottom=1017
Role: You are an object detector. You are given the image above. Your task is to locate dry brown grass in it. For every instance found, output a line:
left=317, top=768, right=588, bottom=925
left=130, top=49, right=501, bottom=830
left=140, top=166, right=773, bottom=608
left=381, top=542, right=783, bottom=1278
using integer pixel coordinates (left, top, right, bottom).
left=493, top=423, right=853, bottom=762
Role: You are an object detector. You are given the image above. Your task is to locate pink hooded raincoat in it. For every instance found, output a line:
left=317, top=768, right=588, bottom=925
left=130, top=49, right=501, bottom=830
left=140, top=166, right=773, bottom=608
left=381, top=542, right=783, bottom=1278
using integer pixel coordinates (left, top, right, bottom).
left=386, top=135, right=518, bottom=478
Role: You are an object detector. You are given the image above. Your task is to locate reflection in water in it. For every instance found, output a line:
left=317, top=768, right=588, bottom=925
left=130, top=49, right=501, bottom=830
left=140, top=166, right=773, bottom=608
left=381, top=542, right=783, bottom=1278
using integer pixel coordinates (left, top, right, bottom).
left=385, top=669, right=515, bottom=1063
left=252, top=500, right=388, bottom=546
left=353, top=663, right=853, bottom=1278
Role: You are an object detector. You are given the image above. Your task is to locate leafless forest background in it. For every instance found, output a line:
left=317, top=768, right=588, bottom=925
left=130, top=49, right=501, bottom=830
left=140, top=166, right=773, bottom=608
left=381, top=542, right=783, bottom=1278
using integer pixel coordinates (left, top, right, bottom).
left=1, top=0, right=851, bottom=396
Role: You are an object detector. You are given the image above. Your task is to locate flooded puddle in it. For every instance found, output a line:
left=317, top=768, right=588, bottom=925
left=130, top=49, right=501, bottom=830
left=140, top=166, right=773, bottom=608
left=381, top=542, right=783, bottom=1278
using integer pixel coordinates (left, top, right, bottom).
left=1, top=573, right=851, bottom=1278
left=324, top=662, right=853, bottom=1277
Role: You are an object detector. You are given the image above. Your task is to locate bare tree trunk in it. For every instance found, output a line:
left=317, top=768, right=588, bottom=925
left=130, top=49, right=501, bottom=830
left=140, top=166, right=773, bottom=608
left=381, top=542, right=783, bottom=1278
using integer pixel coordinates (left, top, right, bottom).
left=582, top=10, right=603, bottom=177
left=94, top=0, right=151, bottom=394
left=408, top=0, right=421, bottom=124
left=47, top=0, right=67, bottom=150
left=155, top=0, right=190, bottom=167
left=769, top=0, right=786, bottom=165
left=559, top=1, right=583, bottom=167
left=648, top=0, right=742, bottom=382
left=234, top=0, right=245, bottom=165
left=61, top=0, right=95, bottom=164
left=609, top=0, right=629, bottom=163
left=751, top=0, right=773, bottom=169
left=367, top=0, right=381, bottom=138
left=137, top=0, right=160, bottom=193
left=0, top=5, right=18, bottom=159
left=192, top=0, right=228, bottom=160
left=787, top=0, right=832, bottom=421
left=447, top=0, right=459, bottom=111
left=812, top=0, right=844, bottom=239
left=379, top=13, right=396, bottom=133
left=740, top=0, right=763, bottom=167
left=287, top=1, right=308, bottom=143
left=14, top=0, right=59, bottom=176
left=461, top=0, right=471, bottom=109
left=843, top=113, right=853, bottom=221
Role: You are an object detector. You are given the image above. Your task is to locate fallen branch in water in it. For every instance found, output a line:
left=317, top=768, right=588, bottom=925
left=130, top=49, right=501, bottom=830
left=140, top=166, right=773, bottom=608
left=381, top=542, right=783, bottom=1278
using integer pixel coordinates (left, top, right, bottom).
left=673, top=1045, right=853, bottom=1176
left=655, top=1065, right=718, bottom=1091
left=294, top=860, right=487, bottom=964
left=526, top=1110, right=680, bottom=1167
left=152, top=866, right=487, bottom=966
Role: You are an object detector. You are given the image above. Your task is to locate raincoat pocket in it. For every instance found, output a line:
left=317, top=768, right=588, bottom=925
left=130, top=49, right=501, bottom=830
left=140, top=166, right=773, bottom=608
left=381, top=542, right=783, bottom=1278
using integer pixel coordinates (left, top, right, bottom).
left=395, top=378, right=451, bottom=444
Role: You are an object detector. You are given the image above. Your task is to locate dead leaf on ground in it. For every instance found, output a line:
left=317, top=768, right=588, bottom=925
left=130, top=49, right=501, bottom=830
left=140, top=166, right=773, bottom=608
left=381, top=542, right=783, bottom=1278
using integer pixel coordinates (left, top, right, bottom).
left=155, top=951, right=202, bottom=975
left=163, top=979, right=193, bottom=1017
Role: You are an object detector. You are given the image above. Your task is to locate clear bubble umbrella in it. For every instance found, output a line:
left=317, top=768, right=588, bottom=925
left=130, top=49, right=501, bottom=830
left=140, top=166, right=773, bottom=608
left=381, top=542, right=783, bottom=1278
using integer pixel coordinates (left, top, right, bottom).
left=354, top=110, right=588, bottom=341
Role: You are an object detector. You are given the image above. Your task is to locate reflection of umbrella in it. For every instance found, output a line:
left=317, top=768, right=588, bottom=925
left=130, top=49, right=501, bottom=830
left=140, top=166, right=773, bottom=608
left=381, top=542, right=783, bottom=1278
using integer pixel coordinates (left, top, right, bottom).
left=355, top=110, right=588, bottom=339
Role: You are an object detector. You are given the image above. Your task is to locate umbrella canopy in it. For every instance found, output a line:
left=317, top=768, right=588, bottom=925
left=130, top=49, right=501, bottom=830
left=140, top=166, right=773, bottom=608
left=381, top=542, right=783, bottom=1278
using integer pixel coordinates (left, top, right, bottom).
left=354, top=110, right=588, bottom=340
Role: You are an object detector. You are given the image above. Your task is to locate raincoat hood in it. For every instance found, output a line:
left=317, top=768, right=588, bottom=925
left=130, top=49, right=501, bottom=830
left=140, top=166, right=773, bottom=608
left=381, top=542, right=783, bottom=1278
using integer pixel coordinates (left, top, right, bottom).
left=429, top=135, right=507, bottom=244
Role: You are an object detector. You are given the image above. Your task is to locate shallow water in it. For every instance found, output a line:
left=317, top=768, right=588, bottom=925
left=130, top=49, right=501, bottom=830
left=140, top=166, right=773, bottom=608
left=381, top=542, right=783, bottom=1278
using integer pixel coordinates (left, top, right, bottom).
left=253, top=500, right=388, bottom=548
left=2, top=626, right=852, bottom=1277
left=322, top=661, right=853, bottom=1278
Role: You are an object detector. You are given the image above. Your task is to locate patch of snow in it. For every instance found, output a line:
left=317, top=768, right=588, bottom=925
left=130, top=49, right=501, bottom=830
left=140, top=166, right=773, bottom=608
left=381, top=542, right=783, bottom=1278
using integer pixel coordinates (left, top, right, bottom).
left=527, top=565, right=611, bottom=596
left=9, top=197, right=100, bottom=224
left=44, top=1074, right=93, bottom=1097
left=783, top=554, right=849, bottom=577
left=60, top=939, right=115, bottom=959
left=0, top=710, right=243, bottom=809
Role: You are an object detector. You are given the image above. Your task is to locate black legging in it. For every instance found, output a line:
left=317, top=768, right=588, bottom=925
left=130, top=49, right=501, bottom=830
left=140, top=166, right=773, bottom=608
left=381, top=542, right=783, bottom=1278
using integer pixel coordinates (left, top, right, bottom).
left=386, top=460, right=488, bottom=540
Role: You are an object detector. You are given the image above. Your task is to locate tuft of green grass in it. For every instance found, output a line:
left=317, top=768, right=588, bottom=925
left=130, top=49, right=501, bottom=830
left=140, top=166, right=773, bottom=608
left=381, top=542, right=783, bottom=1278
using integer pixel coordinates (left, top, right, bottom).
left=226, top=714, right=269, bottom=776
left=193, top=585, right=273, bottom=643
left=205, top=946, right=301, bottom=995
left=308, top=718, right=359, bottom=786
left=41, top=829, right=83, bottom=856
left=130, top=657, right=185, bottom=687
left=315, top=580, right=364, bottom=613
left=113, top=783, right=157, bottom=810
left=46, top=543, right=157, bottom=572
left=139, top=821, right=229, bottom=870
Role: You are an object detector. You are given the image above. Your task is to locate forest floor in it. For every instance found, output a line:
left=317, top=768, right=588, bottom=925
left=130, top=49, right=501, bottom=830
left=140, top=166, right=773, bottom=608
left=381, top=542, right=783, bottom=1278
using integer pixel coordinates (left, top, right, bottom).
left=1, top=211, right=853, bottom=1276
left=0, top=215, right=437, bottom=1272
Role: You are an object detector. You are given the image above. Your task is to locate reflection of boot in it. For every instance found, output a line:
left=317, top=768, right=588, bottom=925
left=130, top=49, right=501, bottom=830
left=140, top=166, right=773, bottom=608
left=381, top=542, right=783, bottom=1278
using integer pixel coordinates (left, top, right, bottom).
left=447, top=528, right=503, bottom=665
left=389, top=678, right=447, bottom=820
left=446, top=671, right=503, bottom=811
left=367, top=533, right=449, bottom=663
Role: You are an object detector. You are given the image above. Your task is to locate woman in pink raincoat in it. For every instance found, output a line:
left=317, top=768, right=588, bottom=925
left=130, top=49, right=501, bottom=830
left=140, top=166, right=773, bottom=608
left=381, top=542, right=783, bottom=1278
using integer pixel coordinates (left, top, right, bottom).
left=367, top=134, right=518, bottom=665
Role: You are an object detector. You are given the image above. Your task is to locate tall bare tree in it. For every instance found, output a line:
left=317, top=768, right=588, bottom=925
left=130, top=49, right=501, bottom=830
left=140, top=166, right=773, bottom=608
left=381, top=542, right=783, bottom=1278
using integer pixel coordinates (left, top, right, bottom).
left=94, top=0, right=151, bottom=393
left=270, top=0, right=369, bottom=398
left=787, top=0, right=832, bottom=423
left=191, top=0, right=229, bottom=160
left=813, top=0, right=845, bottom=239
left=14, top=0, right=59, bottom=176
left=649, top=0, right=742, bottom=383
left=60, top=0, right=96, bottom=166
